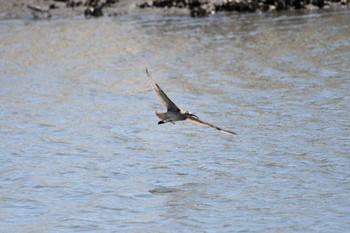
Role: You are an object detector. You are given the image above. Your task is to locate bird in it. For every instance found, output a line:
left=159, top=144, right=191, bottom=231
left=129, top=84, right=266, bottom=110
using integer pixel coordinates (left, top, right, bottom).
left=145, top=68, right=236, bottom=135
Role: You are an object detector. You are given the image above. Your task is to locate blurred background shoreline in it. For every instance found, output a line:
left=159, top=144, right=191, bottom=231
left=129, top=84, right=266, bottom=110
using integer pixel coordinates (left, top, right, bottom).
left=0, top=0, right=349, bottom=19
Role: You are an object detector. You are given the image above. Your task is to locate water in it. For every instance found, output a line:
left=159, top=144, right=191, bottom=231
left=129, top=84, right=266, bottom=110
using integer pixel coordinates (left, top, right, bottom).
left=1, top=10, right=350, bottom=232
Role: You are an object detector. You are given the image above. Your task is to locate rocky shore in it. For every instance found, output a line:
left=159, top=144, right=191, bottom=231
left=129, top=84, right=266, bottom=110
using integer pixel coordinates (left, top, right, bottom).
left=0, top=0, right=349, bottom=19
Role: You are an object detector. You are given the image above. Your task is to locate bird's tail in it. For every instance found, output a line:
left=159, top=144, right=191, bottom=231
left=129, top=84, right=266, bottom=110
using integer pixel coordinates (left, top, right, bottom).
left=155, top=111, right=167, bottom=120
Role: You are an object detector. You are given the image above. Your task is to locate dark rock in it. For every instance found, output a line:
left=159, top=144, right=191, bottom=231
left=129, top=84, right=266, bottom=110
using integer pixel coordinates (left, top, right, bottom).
left=84, top=6, right=103, bottom=17
left=312, top=0, right=325, bottom=7
left=275, top=0, right=286, bottom=10
left=289, top=0, right=303, bottom=9
left=153, top=0, right=187, bottom=8
left=135, top=0, right=349, bottom=16
left=215, top=0, right=257, bottom=13
left=139, top=2, right=152, bottom=8
left=49, top=4, right=59, bottom=9
left=82, top=0, right=118, bottom=18
left=189, top=0, right=211, bottom=17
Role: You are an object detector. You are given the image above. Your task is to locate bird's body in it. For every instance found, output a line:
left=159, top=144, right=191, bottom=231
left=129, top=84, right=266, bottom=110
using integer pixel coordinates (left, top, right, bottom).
left=146, top=68, right=236, bottom=135
left=156, top=110, right=187, bottom=124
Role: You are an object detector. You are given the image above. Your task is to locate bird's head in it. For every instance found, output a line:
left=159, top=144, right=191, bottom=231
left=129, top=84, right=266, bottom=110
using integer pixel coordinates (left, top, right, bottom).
left=184, top=111, right=199, bottom=119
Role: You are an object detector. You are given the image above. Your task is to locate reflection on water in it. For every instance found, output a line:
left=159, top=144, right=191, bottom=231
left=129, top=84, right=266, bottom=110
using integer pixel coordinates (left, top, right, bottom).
left=1, top=11, right=350, bottom=232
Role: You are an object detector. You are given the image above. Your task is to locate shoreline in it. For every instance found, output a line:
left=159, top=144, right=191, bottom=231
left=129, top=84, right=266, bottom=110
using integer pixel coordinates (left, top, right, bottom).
left=0, top=0, right=349, bottom=19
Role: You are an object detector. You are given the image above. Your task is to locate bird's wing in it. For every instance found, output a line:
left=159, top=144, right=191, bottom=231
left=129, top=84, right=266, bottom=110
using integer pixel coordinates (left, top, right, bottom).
left=146, top=68, right=180, bottom=112
left=187, top=115, right=236, bottom=135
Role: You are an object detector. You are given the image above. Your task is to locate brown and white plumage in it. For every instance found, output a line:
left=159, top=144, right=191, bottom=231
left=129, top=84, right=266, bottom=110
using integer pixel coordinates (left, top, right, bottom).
left=146, top=68, right=236, bottom=135
left=146, top=69, right=180, bottom=112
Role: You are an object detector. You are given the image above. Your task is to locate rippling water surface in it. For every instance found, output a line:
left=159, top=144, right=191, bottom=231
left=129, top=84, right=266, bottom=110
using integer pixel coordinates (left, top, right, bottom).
left=1, top=11, right=349, bottom=232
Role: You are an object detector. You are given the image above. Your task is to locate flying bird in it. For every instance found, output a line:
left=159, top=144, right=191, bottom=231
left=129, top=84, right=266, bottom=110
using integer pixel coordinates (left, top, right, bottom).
left=146, top=68, right=236, bottom=135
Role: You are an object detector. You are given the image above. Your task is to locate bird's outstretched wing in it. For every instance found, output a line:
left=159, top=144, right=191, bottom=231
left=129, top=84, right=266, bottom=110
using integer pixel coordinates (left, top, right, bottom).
left=146, top=68, right=180, bottom=112
left=187, top=115, right=236, bottom=135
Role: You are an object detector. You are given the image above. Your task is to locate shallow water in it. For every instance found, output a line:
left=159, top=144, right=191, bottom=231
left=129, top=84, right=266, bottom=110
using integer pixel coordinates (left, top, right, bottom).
left=1, top=10, right=350, bottom=232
